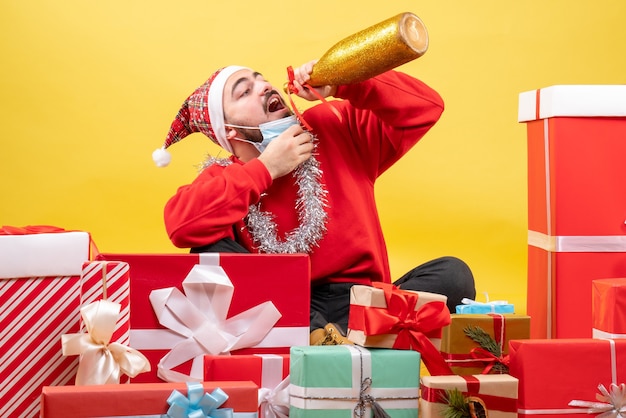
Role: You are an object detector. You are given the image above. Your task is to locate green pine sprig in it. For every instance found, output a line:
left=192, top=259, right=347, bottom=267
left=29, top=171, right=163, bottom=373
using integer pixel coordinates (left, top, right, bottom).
left=463, top=325, right=508, bottom=373
left=442, top=388, right=471, bottom=418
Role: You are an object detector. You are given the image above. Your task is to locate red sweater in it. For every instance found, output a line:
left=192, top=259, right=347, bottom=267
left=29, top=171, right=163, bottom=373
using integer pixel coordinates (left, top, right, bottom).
left=164, top=70, right=444, bottom=287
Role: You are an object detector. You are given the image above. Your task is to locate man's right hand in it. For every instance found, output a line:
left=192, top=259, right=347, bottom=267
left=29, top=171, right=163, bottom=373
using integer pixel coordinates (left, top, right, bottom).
left=257, top=124, right=315, bottom=179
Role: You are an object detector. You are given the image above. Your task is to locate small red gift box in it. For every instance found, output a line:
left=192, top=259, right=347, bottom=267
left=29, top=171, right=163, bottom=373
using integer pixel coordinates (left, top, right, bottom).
left=205, top=354, right=290, bottom=417
left=509, top=338, right=626, bottom=418
left=593, top=278, right=626, bottom=339
left=519, top=85, right=626, bottom=339
left=97, top=253, right=310, bottom=382
left=40, top=381, right=258, bottom=417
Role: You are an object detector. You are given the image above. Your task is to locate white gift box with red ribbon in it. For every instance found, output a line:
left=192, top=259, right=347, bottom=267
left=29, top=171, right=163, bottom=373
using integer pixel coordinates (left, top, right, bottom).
left=0, top=228, right=90, bottom=278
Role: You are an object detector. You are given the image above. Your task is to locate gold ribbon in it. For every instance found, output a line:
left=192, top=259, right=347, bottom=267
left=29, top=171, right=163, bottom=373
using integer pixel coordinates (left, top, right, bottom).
left=62, top=300, right=151, bottom=385
left=569, top=384, right=626, bottom=418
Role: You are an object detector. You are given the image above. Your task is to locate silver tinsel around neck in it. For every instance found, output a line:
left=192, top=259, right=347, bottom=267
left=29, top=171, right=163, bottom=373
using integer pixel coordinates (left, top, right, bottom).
left=200, top=153, right=328, bottom=254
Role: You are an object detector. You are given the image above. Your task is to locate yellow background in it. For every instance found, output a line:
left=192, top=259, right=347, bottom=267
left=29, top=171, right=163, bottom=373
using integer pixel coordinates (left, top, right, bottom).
left=2, top=1, right=626, bottom=314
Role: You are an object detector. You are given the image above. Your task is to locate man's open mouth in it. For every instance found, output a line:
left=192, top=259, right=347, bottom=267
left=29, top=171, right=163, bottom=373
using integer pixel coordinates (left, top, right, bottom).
left=266, top=92, right=286, bottom=113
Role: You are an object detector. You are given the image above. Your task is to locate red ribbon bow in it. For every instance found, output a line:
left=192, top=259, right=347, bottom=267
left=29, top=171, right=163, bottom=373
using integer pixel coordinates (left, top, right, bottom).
left=469, top=347, right=511, bottom=374
left=350, top=282, right=453, bottom=376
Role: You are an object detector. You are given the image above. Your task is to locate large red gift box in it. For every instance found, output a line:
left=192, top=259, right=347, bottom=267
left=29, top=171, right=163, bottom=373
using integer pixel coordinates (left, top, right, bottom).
left=0, top=228, right=92, bottom=418
left=593, top=278, right=626, bottom=339
left=96, top=253, right=310, bottom=382
left=518, top=85, right=626, bottom=338
left=40, top=381, right=258, bottom=417
left=509, top=338, right=626, bottom=418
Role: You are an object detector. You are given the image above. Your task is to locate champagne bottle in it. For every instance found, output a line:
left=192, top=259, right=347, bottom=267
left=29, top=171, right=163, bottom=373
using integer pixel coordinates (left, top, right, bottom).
left=308, top=12, right=429, bottom=86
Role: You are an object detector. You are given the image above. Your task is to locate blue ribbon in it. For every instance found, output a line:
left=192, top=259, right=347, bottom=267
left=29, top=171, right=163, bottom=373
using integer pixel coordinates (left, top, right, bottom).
left=166, top=383, right=234, bottom=418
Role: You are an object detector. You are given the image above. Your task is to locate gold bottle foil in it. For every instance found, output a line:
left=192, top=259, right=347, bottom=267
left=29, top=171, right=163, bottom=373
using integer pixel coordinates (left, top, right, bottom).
left=308, top=12, right=429, bottom=86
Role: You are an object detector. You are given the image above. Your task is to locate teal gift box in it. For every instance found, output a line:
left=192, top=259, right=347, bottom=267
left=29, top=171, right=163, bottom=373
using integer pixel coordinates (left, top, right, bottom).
left=289, top=345, right=420, bottom=418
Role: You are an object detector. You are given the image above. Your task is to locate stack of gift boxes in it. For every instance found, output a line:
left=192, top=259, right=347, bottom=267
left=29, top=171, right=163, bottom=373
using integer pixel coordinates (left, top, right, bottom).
left=2, top=85, right=625, bottom=418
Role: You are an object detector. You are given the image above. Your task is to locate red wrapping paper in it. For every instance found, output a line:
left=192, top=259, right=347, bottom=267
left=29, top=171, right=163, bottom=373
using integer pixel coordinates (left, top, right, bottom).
left=509, top=338, right=626, bottom=418
left=593, top=278, right=626, bottom=338
left=40, top=381, right=258, bottom=418
left=96, top=253, right=310, bottom=382
left=520, top=86, right=626, bottom=339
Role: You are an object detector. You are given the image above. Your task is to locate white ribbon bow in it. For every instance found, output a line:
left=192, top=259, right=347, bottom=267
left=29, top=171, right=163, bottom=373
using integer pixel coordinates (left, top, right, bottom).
left=259, top=376, right=291, bottom=418
left=149, top=263, right=282, bottom=382
left=62, top=300, right=151, bottom=385
left=569, top=383, right=626, bottom=418
left=461, top=292, right=509, bottom=307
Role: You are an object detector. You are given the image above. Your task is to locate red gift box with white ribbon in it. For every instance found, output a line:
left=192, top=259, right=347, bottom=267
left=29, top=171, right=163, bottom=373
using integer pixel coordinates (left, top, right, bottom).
left=518, top=85, right=626, bottom=339
left=204, top=354, right=290, bottom=418
left=96, top=252, right=310, bottom=383
left=510, top=338, right=626, bottom=418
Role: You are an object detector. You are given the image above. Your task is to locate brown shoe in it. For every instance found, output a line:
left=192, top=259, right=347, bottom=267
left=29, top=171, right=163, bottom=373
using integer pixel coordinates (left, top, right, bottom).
left=310, top=323, right=355, bottom=345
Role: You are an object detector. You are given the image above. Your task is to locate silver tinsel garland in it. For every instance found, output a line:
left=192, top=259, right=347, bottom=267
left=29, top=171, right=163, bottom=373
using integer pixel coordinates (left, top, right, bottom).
left=200, top=152, right=328, bottom=254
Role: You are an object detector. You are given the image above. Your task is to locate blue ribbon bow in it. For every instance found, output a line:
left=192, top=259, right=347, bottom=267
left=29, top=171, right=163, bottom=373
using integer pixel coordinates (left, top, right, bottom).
left=167, top=383, right=234, bottom=418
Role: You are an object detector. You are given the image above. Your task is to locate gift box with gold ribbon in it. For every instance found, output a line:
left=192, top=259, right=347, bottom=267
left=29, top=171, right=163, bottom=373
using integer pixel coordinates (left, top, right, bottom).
left=420, top=374, right=518, bottom=418
left=347, top=283, right=452, bottom=376
left=40, top=381, right=258, bottom=418
left=290, top=345, right=420, bottom=418
left=509, top=338, right=626, bottom=418
left=440, top=313, right=530, bottom=375
left=592, top=278, right=626, bottom=339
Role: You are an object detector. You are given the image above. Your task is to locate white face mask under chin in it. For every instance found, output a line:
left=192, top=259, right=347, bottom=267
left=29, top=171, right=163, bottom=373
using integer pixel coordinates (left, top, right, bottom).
left=226, top=115, right=299, bottom=153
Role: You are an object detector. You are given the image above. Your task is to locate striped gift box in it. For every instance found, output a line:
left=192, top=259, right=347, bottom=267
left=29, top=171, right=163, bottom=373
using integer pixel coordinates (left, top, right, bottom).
left=0, top=275, right=81, bottom=418
left=79, top=261, right=130, bottom=345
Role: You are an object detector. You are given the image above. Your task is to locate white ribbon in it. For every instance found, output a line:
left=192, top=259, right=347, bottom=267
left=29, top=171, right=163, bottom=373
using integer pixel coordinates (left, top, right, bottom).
left=149, top=263, right=282, bottom=382
left=62, top=300, right=151, bottom=385
left=259, top=376, right=291, bottom=418
left=569, top=384, right=626, bottom=418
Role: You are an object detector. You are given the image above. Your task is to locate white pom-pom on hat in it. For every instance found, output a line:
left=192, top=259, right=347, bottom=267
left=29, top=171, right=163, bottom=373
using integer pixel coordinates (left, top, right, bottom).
left=152, top=147, right=171, bottom=167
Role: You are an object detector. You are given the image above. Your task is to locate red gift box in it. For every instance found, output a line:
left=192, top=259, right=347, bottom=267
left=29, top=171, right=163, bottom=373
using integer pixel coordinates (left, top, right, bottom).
left=96, top=253, right=310, bottom=382
left=593, top=278, right=626, bottom=339
left=509, top=338, right=626, bottom=418
left=519, top=85, right=626, bottom=339
left=40, top=381, right=258, bottom=417
left=205, top=354, right=290, bottom=417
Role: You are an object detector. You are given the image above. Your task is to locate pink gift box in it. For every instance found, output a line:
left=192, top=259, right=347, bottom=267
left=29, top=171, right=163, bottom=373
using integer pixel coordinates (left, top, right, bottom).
left=519, top=85, right=626, bottom=338
left=97, top=252, right=310, bottom=382
left=592, top=278, right=626, bottom=338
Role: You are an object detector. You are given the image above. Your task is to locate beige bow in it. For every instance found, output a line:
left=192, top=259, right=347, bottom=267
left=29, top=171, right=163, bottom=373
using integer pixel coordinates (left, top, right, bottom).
left=62, top=300, right=150, bottom=385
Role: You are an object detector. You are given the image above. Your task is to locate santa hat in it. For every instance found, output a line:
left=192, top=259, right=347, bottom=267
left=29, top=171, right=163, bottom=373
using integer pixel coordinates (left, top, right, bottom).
left=152, top=65, right=248, bottom=167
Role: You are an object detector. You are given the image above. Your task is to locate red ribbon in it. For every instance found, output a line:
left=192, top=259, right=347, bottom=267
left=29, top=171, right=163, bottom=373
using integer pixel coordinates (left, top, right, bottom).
left=349, top=282, right=453, bottom=376
left=421, top=375, right=517, bottom=413
left=285, top=66, right=343, bottom=133
left=469, top=347, right=511, bottom=374
left=0, top=225, right=68, bottom=235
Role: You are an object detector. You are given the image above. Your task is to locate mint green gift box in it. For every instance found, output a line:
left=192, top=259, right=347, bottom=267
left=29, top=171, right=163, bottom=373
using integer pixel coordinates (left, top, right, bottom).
left=289, top=345, right=420, bottom=418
